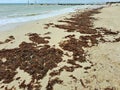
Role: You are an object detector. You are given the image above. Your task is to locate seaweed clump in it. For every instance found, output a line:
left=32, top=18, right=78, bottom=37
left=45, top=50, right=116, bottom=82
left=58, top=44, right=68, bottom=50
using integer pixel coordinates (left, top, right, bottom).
left=0, top=36, right=15, bottom=44
left=0, top=33, right=63, bottom=90
left=47, top=8, right=120, bottom=90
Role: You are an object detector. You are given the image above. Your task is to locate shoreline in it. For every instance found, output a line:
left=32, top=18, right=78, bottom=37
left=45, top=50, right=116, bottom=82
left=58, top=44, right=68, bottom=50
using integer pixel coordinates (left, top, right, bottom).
left=0, top=13, right=69, bottom=32
left=0, top=4, right=103, bottom=32
left=0, top=4, right=120, bottom=90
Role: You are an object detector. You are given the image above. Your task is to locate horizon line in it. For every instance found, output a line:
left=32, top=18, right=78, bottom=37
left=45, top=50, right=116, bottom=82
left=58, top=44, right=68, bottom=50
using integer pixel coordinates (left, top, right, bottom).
left=0, top=1, right=119, bottom=4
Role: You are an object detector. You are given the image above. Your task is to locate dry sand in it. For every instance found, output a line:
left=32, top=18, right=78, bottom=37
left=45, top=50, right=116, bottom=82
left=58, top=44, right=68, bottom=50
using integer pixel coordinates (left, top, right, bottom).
left=94, top=4, right=120, bottom=31
left=0, top=4, right=120, bottom=90
left=85, top=4, right=120, bottom=90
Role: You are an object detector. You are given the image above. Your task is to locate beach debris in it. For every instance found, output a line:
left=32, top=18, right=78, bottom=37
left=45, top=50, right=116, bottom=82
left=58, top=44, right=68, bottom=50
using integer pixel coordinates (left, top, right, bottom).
left=64, top=34, right=75, bottom=38
left=49, top=70, right=61, bottom=77
left=114, top=37, right=120, bottom=42
left=0, top=39, right=63, bottom=89
left=44, top=32, right=51, bottom=35
left=26, top=33, right=50, bottom=44
left=104, top=87, right=116, bottom=90
left=45, top=7, right=120, bottom=89
left=44, top=23, right=54, bottom=29
left=46, top=78, right=63, bottom=90
left=0, top=7, right=120, bottom=90
left=80, top=79, right=86, bottom=88
left=84, top=66, right=91, bottom=70
left=9, top=36, right=15, bottom=40
left=67, top=59, right=83, bottom=68
left=69, top=75, right=77, bottom=82
left=0, top=35, right=15, bottom=44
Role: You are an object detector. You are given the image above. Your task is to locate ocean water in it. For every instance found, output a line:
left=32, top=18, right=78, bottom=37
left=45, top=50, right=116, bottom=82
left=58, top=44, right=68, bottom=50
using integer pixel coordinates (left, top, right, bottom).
left=0, top=4, right=100, bottom=27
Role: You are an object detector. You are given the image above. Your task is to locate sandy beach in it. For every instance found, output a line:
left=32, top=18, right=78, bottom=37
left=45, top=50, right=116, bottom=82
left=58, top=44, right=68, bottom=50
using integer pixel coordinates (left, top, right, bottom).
left=0, top=4, right=120, bottom=90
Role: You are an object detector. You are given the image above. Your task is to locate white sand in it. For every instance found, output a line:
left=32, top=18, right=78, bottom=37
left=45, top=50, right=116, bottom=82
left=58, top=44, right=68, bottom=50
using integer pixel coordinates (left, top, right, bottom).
left=0, top=4, right=120, bottom=90
left=84, top=4, right=120, bottom=90
left=94, top=4, right=120, bottom=32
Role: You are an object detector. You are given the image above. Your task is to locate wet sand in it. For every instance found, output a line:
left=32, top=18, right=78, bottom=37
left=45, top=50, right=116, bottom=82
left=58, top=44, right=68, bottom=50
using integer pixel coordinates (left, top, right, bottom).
left=0, top=4, right=120, bottom=90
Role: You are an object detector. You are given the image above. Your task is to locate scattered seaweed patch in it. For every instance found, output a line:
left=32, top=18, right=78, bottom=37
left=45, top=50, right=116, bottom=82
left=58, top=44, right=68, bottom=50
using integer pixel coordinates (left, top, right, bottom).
left=104, top=87, right=116, bottom=90
left=0, top=35, right=15, bottom=44
left=0, top=36, right=63, bottom=89
left=26, top=33, right=50, bottom=44
left=44, top=23, right=54, bottom=29
left=0, top=7, right=120, bottom=90
left=47, top=8, right=120, bottom=89
left=46, top=78, right=63, bottom=90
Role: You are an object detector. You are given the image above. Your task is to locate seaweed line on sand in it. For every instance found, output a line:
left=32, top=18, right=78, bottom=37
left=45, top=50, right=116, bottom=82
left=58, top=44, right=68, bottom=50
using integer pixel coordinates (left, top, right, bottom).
left=0, top=7, right=120, bottom=90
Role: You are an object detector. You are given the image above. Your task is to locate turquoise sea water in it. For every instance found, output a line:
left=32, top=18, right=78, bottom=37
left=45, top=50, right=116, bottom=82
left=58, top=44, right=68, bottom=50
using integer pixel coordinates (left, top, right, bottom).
left=0, top=4, right=100, bottom=26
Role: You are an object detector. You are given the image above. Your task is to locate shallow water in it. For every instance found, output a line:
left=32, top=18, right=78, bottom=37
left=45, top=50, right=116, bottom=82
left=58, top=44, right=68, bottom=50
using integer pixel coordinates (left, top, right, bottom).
left=0, top=4, right=101, bottom=31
